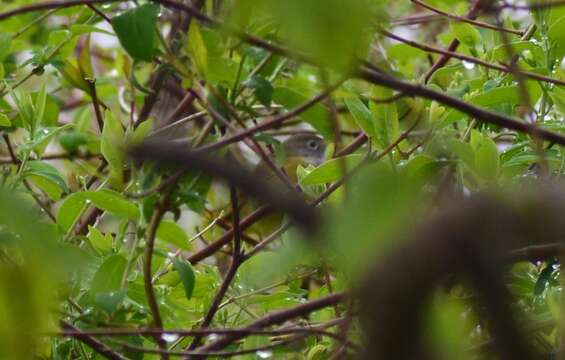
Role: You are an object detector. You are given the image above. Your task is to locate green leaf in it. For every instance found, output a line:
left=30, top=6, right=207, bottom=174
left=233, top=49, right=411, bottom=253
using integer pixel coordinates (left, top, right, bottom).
left=173, top=259, right=195, bottom=300
left=451, top=22, right=481, bottom=49
left=57, top=192, right=87, bottom=232
left=19, top=124, right=73, bottom=156
left=401, top=155, right=443, bottom=180
left=0, top=113, right=11, bottom=127
left=47, top=29, right=75, bottom=59
left=129, top=118, right=153, bottom=145
left=78, top=35, right=94, bottom=79
left=83, top=189, right=140, bottom=220
left=325, top=163, right=419, bottom=278
left=91, top=254, right=127, bottom=293
left=112, top=3, right=160, bottom=62
left=95, top=290, right=127, bottom=314
left=59, top=190, right=136, bottom=232
left=207, top=56, right=238, bottom=84
left=186, top=21, right=208, bottom=76
left=25, top=161, right=69, bottom=201
left=548, top=15, right=565, bottom=58
left=387, top=43, right=425, bottom=62
left=27, top=174, right=64, bottom=201
left=8, top=88, right=34, bottom=132
left=490, top=41, right=544, bottom=64
left=370, top=87, right=399, bottom=149
left=244, top=75, right=273, bottom=108
left=87, top=226, right=113, bottom=254
left=156, top=220, right=190, bottom=250
left=59, top=131, right=88, bottom=153
left=272, top=87, right=332, bottom=138
left=34, top=83, right=47, bottom=129
left=345, top=97, right=375, bottom=138
left=301, top=154, right=364, bottom=185
left=470, top=130, right=499, bottom=181
left=266, top=0, right=372, bottom=70
left=308, top=344, right=329, bottom=360
left=101, top=111, right=125, bottom=184
left=549, top=86, right=565, bottom=116
left=448, top=139, right=475, bottom=169
left=0, top=33, right=11, bottom=61
left=34, top=93, right=60, bottom=127
left=443, top=86, right=522, bottom=123
left=52, top=60, right=90, bottom=92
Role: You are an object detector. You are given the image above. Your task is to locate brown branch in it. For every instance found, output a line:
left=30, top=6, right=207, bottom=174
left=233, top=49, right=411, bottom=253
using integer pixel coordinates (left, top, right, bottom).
left=59, top=320, right=129, bottom=360
left=188, top=205, right=273, bottom=264
left=191, top=86, right=298, bottom=192
left=213, top=216, right=258, bottom=245
left=145, top=1, right=565, bottom=151
left=0, top=0, right=123, bottom=21
left=192, top=84, right=340, bottom=153
left=0, top=152, right=100, bottom=164
left=74, top=207, right=103, bottom=235
left=358, top=66, right=565, bottom=147
left=195, top=292, right=346, bottom=353
left=186, top=185, right=243, bottom=351
left=143, top=185, right=176, bottom=360
left=129, top=143, right=318, bottom=232
left=381, top=30, right=565, bottom=87
left=139, top=132, right=367, bottom=266
left=87, top=79, right=105, bottom=132
left=114, top=333, right=341, bottom=357
left=507, top=243, right=565, bottom=263
left=164, top=91, right=195, bottom=125
left=136, top=70, right=169, bottom=127
left=392, top=13, right=444, bottom=26
left=411, top=0, right=523, bottom=35
left=422, top=0, right=483, bottom=83
left=87, top=3, right=112, bottom=23
left=55, top=320, right=349, bottom=340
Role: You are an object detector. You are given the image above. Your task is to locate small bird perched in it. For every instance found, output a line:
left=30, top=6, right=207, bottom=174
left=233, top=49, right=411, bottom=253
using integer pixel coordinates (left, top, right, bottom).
left=253, top=133, right=326, bottom=185
left=211, top=133, right=326, bottom=273
left=239, top=133, right=327, bottom=239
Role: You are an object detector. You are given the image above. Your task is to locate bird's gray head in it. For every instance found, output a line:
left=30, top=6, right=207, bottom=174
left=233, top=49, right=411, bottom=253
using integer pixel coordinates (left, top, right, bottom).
left=282, top=134, right=326, bottom=166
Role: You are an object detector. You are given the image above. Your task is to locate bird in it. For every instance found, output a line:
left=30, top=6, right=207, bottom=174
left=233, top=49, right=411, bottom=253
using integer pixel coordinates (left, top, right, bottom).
left=253, top=133, right=326, bottom=185
left=208, top=133, right=326, bottom=274
left=236, top=133, right=327, bottom=240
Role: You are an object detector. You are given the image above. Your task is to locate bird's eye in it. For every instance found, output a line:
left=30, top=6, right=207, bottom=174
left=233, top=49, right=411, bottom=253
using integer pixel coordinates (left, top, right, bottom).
left=307, top=139, right=319, bottom=150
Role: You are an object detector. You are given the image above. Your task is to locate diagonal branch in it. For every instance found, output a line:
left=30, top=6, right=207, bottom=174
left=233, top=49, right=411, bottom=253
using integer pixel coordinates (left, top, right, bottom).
left=60, top=320, right=129, bottom=360
left=195, top=292, right=346, bottom=354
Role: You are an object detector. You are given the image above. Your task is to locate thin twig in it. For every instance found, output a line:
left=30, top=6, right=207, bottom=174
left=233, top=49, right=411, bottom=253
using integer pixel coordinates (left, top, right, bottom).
left=411, top=0, right=523, bottom=35
left=381, top=30, right=565, bottom=87
left=186, top=184, right=243, bottom=350
left=87, top=79, right=105, bottom=132
left=195, top=292, right=346, bottom=353
left=143, top=185, right=176, bottom=360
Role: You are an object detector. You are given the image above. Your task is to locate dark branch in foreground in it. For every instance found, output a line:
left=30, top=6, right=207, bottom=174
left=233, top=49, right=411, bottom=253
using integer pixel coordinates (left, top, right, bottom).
left=129, top=142, right=319, bottom=232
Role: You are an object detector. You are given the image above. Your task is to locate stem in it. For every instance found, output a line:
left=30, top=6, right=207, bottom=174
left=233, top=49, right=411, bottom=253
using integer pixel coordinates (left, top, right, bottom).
left=143, top=185, right=175, bottom=360
left=186, top=184, right=243, bottom=350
